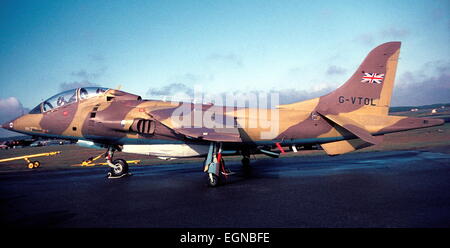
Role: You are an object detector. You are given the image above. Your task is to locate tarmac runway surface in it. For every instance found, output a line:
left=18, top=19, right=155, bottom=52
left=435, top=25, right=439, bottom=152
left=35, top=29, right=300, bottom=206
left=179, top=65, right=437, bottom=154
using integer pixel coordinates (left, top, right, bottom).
left=1, top=150, right=450, bottom=228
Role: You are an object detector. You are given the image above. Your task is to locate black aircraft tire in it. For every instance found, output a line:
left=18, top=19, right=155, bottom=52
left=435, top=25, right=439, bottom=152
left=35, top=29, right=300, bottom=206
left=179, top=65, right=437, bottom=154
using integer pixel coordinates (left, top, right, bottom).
left=110, top=159, right=129, bottom=177
left=208, top=173, right=220, bottom=187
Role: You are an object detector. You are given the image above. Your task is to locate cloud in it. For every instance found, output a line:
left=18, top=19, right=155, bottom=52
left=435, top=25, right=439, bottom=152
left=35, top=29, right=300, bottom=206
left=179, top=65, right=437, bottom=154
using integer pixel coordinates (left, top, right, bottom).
left=0, top=97, right=29, bottom=137
left=353, top=33, right=375, bottom=45
left=59, top=80, right=99, bottom=91
left=146, top=79, right=335, bottom=106
left=380, top=27, right=410, bottom=38
left=326, top=65, right=346, bottom=75
left=207, top=52, right=243, bottom=67
left=144, top=62, right=450, bottom=108
left=391, top=61, right=450, bottom=106
left=319, top=8, right=334, bottom=18
left=287, top=67, right=302, bottom=74
left=0, top=97, right=28, bottom=120
left=60, top=67, right=106, bottom=91
left=70, top=66, right=107, bottom=81
left=354, top=27, right=410, bottom=45
left=70, top=68, right=105, bottom=81
left=430, top=6, right=449, bottom=23
left=147, top=82, right=194, bottom=98
left=145, top=61, right=450, bottom=108
left=89, top=54, right=105, bottom=63
left=146, top=73, right=215, bottom=101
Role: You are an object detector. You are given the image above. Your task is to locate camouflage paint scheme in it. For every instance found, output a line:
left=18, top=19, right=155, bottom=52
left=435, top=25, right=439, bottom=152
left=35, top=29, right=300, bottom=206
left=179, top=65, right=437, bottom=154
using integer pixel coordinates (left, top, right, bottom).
left=2, top=42, right=444, bottom=158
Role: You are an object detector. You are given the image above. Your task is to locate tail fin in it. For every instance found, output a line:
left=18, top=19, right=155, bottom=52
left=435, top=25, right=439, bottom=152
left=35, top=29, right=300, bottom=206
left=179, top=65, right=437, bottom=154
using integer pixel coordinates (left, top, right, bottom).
left=277, top=42, right=401, bottom=116
left=318, top=42, right=401, bottom=155
left=320, top=41, right=401, bottom=115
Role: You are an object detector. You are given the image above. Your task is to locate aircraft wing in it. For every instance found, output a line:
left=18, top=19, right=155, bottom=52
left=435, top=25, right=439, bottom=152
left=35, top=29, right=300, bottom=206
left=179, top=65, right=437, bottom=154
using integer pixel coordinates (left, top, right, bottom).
left=147, top=106, right=243, bottom=142
left=171, top=127, right=242, bottom=142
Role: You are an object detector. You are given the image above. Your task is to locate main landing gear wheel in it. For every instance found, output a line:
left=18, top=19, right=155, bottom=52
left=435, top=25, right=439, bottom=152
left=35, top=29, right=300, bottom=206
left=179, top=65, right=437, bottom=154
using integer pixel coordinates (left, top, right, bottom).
left=108, top=159, right=129, bottom=178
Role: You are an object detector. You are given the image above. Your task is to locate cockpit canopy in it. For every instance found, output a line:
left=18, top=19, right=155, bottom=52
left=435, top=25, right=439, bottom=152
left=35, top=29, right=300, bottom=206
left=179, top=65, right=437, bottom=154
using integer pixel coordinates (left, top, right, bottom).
left=29, top=87, right=109, bottom=114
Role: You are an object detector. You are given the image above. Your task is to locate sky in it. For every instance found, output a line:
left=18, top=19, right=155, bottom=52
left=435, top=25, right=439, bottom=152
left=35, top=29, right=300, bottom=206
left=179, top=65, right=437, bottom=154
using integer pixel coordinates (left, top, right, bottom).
left=0, top=0, right=449, bottom=136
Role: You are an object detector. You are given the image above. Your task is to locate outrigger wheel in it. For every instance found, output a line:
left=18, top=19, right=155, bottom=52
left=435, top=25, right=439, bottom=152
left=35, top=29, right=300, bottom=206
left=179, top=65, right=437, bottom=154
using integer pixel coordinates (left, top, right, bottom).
left=208, top=173, right=220, bottom=187
left=108, top=159, right=129, bottom=178
left=207, top=157, right=225, bottom=187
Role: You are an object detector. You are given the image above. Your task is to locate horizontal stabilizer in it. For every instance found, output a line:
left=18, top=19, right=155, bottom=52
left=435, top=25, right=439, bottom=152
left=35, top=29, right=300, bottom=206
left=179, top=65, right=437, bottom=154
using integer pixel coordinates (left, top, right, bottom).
left=317, top=112, right=382, bottom=145
left=321, top=139, right=373, bottom=156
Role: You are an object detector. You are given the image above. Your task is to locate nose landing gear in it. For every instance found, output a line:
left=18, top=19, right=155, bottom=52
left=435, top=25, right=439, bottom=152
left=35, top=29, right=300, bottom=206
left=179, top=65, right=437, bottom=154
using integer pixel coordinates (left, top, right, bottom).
left=105, top=147, right=130, bottom=179
left=107, top=159, right=129, bottom=178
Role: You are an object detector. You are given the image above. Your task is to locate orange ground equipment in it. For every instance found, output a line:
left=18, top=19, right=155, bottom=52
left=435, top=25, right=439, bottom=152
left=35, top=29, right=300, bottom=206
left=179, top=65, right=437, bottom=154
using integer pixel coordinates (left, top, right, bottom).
left=0, top=151, right=61, bottom=169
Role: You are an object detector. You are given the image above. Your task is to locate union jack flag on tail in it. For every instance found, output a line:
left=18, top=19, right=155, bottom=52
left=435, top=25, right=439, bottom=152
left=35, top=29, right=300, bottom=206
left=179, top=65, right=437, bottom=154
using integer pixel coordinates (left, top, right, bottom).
left=361, top=73, right=384, bottom=84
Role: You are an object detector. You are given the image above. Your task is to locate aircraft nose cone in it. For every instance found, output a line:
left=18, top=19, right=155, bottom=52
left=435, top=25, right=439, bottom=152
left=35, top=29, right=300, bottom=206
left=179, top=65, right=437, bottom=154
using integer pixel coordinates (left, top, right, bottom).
left=1, top=121, right=13, bottom=130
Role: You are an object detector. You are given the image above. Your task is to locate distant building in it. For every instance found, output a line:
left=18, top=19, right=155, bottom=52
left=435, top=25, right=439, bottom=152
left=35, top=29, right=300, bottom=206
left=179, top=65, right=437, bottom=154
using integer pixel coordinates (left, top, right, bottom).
left=431, top=109, right=437, bottom=114
left=410, top=108, right=418, bottom=112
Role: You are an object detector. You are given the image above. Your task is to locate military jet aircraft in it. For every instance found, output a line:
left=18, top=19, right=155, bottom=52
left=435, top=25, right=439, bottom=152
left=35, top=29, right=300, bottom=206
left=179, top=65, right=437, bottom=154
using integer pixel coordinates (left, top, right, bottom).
left=1, top=42, right=444, bottom=186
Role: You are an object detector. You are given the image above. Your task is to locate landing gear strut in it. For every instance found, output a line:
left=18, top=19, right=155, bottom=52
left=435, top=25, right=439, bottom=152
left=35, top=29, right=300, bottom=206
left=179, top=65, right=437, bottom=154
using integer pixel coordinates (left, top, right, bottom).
left=241, top=149, right=251, bottom=168
left=208, top=171, right=220, bottom=187
left=241, top=157, right=250, bottom=167
left=203, top=143, right=231, bottom=187
left=241, top=151, right=252, bottom=176
left=105, top=147, right=130, bottom=179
